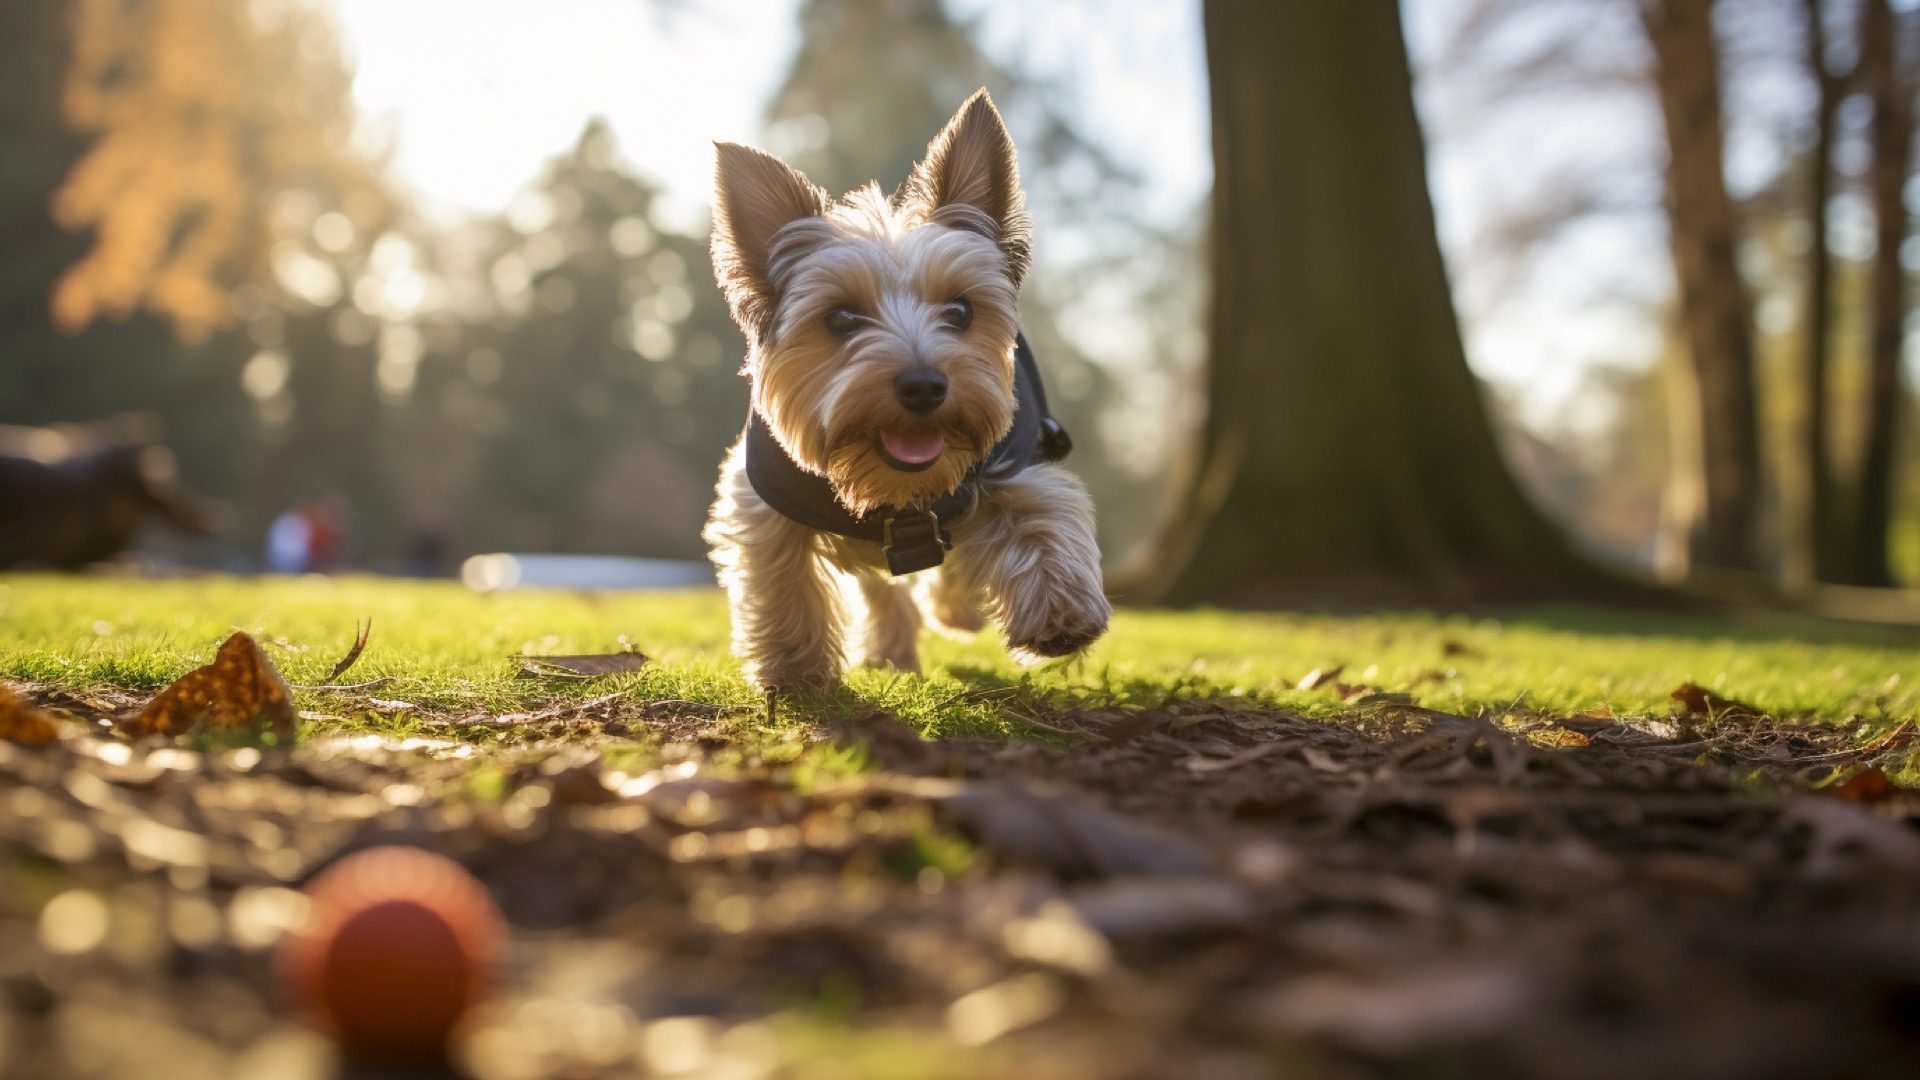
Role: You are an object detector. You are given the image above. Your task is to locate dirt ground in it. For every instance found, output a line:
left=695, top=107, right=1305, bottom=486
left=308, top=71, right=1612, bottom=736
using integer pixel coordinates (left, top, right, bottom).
left=2, top=684, right=1919, bottom=1080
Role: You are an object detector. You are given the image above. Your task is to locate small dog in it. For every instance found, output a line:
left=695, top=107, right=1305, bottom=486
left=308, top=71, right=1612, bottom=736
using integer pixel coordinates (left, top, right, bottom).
left=703, top=90, right=1110, bottom=691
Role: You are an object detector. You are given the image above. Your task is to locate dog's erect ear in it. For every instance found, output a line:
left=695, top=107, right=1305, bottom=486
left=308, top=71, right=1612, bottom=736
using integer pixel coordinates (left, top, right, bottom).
left=711, top=143, right=828, bottom=333
left=898, top=90, right=1031, bottom=287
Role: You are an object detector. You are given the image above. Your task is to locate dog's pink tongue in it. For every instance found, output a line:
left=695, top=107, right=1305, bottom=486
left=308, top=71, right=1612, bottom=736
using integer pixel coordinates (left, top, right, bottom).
left=881, top=430, right=944, bottom=464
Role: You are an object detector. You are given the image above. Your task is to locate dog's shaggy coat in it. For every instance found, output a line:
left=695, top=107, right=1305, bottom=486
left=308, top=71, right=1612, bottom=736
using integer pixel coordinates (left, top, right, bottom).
left=703, top=91, right=1109, bottom=691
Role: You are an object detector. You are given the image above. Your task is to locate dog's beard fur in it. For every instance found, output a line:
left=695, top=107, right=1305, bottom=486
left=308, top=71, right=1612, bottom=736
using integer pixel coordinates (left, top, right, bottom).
left=745, top=189, right=1021, bottom=516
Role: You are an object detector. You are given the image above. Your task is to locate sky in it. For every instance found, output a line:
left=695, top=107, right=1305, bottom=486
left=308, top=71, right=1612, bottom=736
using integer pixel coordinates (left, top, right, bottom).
left=330, top=0, right=1212, bottom=230
left=325, top=0, right=1670, bottom=420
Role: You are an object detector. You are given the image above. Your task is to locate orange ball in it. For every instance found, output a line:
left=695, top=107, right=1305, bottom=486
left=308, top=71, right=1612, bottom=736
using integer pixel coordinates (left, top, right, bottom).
left=275, top=846, right=505, bottom=1062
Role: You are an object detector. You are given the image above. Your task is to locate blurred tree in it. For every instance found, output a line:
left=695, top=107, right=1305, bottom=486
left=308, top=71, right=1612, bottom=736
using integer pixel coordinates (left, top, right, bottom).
left=768, top=0, right=996, bottom=197
left=1799, top=0, right=1847, bottom=586
left=1639, top=0, right=1764, bottom=576
left=1135, top=0, right=1616, bottom=605
left=1845, top=0, right=1919, bottom=586
left=449, top=122, right=748, bottom=559
left=0, top=0, right=250, bottom=565
left=51, top=0, right=385, bottom=342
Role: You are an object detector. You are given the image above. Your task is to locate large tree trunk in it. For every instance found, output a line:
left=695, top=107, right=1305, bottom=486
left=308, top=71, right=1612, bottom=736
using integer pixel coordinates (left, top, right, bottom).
left=1848, top=0, right=1917, bottom=586
left=1130, top=0, right=1614, bottom=607
left=1800, top=0, right=1845, bottom=586
left=1639, top=0, right=1764, bottom=574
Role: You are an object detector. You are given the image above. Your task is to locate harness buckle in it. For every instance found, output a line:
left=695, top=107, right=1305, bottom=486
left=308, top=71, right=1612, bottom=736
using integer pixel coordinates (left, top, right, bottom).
left=882, top=510, right=950, bottom=576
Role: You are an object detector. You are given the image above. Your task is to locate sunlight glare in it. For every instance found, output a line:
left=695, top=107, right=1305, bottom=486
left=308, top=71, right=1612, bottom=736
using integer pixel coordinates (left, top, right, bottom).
left=328, top=0, right=802, bottom=218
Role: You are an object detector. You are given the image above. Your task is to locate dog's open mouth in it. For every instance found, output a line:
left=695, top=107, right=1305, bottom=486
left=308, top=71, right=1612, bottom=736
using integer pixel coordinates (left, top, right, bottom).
left=876, top=429, right=944, bottom=472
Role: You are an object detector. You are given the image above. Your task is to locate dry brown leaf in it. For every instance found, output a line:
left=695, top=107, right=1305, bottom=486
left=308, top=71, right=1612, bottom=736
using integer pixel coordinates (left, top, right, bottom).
left=1296, top=666, right=1343, bottom=691
left=1555, top=715, right=1616, bottom=736
left=1669, top=682, right=1758, bottom=719
left=0, top=686, right=62, bottom=746
left=121, top=632, right=295, bottom=738
left=1830, top=768, right=1899, bottom=803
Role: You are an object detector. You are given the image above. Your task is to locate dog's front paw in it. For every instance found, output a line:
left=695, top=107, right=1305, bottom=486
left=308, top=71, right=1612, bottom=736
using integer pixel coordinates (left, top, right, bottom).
left=1017, top=627, right=1103, bottom=659
left=1001, top=573, right=1110, bottom=664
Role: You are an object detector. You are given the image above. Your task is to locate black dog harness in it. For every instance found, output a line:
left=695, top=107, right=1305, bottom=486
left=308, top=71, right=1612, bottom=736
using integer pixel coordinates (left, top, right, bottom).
left=744, top=332, right=1072, bottom=576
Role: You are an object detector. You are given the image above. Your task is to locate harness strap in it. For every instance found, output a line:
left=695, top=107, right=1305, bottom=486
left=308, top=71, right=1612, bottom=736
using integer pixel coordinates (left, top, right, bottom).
left=743, top=331, right=1067, bottom=576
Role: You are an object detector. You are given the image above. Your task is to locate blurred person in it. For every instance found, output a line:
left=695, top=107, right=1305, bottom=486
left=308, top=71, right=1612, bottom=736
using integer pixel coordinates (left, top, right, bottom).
left=265, top=497, right=352, bottom=574
left=265, top=508, right=312, bottom=574
left=306, top=496, right=351, bottom=569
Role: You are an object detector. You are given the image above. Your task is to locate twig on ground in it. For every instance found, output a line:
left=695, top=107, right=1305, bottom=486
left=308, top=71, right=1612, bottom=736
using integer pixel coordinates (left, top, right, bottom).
left=296, top=677, right=394, bottom=693
left=1004, top=707, right=1088, bottom=739
left=1185, top=741, right=1290, bottom=774
left=1643, top=738, right=1726, bottom=755
left=1772, top=722, right=1909, bottom=764
left=640, top=699, right=730, bottom=717
left=422, top=691, right=630, bottom=730
left=324, top=619, right=371, bottom=683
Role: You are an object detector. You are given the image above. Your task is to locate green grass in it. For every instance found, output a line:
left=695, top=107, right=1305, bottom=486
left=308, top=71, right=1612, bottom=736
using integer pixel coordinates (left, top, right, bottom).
left=3, top=575, right=1920, bottom=740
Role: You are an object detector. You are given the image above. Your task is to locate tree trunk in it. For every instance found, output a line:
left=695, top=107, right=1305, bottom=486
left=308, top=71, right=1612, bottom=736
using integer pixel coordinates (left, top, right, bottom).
left=1639, top=0, right=1764, bottom=574
left=1848, top=0, right=1917, bottom=586
left=1800, top=0, right=1845, bottom=585
left=1130, top=0, right=1615, bottom=607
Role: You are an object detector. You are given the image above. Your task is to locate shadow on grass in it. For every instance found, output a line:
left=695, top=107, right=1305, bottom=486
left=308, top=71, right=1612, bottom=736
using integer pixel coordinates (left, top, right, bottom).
left=1484, top=603, right=1920, bottom=649
left=1171, top=600, right=1920, bottom=650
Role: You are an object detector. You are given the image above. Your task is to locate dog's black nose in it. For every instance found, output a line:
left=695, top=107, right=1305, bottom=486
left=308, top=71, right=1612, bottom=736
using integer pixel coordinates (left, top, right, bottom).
left=893, top=367, right=947, bottom=415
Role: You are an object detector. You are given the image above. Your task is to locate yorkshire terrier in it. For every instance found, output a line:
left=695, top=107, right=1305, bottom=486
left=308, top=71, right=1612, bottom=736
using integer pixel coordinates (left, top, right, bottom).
left=702, top=90, right=1110, bottom=692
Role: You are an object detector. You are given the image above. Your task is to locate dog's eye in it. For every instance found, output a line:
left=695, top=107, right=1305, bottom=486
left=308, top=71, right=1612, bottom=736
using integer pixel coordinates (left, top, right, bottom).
left=823, top=309, right=861, bottom=338
left=943, top=297, right=973, bottom=331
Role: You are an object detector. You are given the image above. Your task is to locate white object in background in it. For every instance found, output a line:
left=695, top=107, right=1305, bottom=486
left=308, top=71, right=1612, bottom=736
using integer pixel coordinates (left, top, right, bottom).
left=266, top=511, right=312, bottom=573
left=460, top=553, right=714, bottom=593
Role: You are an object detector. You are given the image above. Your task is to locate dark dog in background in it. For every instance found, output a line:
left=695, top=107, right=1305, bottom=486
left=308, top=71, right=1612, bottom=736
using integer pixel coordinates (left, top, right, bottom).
left=0, top=416, right=216, bottom=570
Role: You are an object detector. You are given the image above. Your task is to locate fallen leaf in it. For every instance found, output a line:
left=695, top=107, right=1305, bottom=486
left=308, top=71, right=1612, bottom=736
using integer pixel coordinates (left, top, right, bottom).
left=1300, top=747, right=1351, bottom=774
left=514, top=652, right=649, bottom=678
left=0, top=686, right=62, bottom=746
left=1296, top=666, right=1343, bottom=691
left=942, top=783, right=1212, bottom=879
left=1785, top=796, right=1920, bottom=875
left=1068, top=876, right=1254, bottom=937
left=1830, top=768, right=1899, bottom=803
left=1670, top=682, right=1758, bottom=719
left=1262, top=964, right=1529, bottom=1054
left=1555, top=715, right=1616, bottom=736
left=1095, top=711, right=1171, bottom=745
left=120, top=632, right=295, bottom=738
left=1639, top=851, right=1752, bottom=898
left=1186, top=741, right=1289, bottom=774
left=833, top=712, right=953, bottom=775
